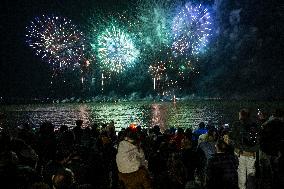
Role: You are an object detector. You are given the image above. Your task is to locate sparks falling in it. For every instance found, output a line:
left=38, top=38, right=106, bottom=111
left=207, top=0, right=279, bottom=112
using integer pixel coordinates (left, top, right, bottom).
left=172, top=3, right=212, bottom=57
left=26, top=15, right=86, bottom=70
left=95, top=24, right=140, bottom=73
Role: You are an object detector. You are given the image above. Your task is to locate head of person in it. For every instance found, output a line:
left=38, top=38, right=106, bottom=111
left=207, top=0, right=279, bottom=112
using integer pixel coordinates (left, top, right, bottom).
left=153, top=125, right=160, bottom=135
left=176, top=127, right=184, bottom=135
left=136, top=125, right=142, bottom=132
left=205, top=128, right=216, bottom=142
left=75, top=120, right=83, bottom=127
left=215, top=139, right=229, bottom=153
left=109, top=120, right=114, bottom=127
left=257, top=110, right=268, bottom=124
left=40, top=121, right=55, bottom=135
left=124, top=127, right=138, bottom=144
left=59, top=125, right=68, bottom=133
left=239, top=108, right=250, bottom=121
left=52, top=168, right=74, bottom=189
left=198, top=122, right=206, bottom=129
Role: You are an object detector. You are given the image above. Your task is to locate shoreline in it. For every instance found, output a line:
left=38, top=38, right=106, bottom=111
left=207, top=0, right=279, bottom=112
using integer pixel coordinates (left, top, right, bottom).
left=1, top=96, right=283, bottom=105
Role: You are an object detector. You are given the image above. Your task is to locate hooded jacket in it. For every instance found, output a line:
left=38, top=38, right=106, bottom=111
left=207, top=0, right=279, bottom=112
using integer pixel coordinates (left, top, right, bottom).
left=116, top=139, right=145, bottom=173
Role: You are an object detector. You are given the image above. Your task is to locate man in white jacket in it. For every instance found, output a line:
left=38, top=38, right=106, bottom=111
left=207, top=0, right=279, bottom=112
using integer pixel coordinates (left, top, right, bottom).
left=116, top=127, right=152, bottom=189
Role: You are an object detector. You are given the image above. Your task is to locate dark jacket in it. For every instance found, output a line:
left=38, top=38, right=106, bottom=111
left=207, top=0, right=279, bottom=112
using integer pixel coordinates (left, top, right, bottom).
left=229, top=120, right=259, bottom=152
left=206, top=153, right=238, bottom=189
left=260, top=118, right=284, bottom=156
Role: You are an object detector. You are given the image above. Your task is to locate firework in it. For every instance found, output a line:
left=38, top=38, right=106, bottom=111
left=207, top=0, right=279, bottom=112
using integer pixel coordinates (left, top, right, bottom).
left=148, top=59, right=180, bottom=92
left=162, top=79, right=180, bottom=98
left=177, top=59, right=196, bottom=78
left=172, top=2, right=212, bottom=56
left=136, top=0, right=174, bottom=50
left=93, top=21, right=140, bottom=73
left=148, top=61, right=167, bottom=81
left=26, top=15, right=86, bottom=69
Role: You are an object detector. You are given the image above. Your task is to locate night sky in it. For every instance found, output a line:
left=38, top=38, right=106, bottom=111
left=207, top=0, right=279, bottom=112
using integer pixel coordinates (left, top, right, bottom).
left=0, top=0, right=283, bottom=102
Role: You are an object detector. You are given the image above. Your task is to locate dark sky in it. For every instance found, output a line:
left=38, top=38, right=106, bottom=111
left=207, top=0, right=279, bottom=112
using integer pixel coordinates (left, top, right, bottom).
left=1, top=1, right=56, bottom=99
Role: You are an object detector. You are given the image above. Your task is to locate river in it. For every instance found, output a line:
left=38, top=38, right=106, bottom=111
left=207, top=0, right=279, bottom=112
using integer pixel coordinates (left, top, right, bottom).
left=0, top=100, right=282, bottom=132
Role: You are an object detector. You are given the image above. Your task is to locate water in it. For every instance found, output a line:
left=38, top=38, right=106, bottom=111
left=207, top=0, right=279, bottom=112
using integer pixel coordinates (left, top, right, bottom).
left=0, top=100, right=282, bottom=132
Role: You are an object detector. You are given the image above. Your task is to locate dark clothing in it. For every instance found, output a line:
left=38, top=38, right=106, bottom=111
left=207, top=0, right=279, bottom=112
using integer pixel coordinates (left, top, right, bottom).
left=197, top=141, right=216, bottom=186
left=193, top=128, right=208, bottom=141
left=181, top=148, right=198, bottom=181
left=167, top=153, right=188, bottom=189
left=43, top=160, right=65, bottom=188
left=206, top=153, right=239, bottom=189
left=259, top=118, right=284, bottom=189
left=66, top=158, right=88, bottom=185
left=73, top=126, right=83, bottom=144
left=259, top=118, right=284, bottom=156
left=230, top=120, right=259, bottom=153
left=118, top=167, right=152, bottom=189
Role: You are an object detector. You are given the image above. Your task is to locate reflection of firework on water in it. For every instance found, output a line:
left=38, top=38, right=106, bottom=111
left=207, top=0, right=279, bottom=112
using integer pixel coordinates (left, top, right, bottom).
left=151, top=103, right=168, bottom=132
left=172, top=3, right=212, bottom=56
left=26, top=15, right=86, bottom=69
left=137, top=0, right=174, bottom=49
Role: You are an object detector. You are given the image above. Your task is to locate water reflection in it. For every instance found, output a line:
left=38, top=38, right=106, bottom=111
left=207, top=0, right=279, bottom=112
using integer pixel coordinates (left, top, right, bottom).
left=89, top=103, right=151, bottom=131
left=151, top=103, right=168, bottom=132
left=0, top=101, right=282, bottom=132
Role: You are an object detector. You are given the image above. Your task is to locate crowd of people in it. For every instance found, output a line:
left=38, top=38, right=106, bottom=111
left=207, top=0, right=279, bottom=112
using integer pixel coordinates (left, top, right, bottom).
left=0, top=108, right=283, bottom=189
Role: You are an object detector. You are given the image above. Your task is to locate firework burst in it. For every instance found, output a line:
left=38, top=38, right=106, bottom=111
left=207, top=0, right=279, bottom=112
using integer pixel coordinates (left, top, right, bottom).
left=26, top=15, right=86, bottom=69
left=172, top=2, right=212, bottom=57
left=137, top=0, right=174, bottom=50
left=148, top=61, right=167, bottom=81
left=90, top=14, right=140, bottom=73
